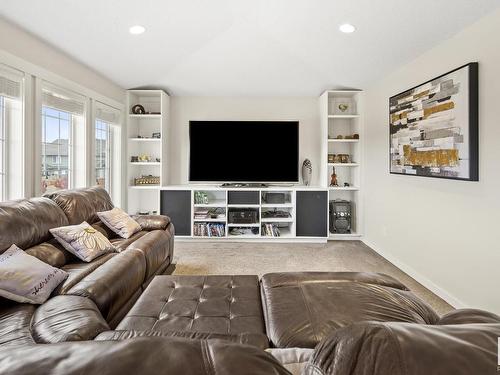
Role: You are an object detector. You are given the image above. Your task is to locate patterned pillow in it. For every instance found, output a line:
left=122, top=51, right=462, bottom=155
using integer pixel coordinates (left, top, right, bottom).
left=0, top=245, right=68, bottom=304
left=97, top=207, right=141, bottom=239
left=50, top=222, right=116, bottom=262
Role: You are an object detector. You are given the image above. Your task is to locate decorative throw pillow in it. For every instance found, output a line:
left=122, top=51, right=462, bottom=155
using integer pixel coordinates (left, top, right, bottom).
left=0, top=245, right=68, bottom=304
left=50, top=222, right=116, bottom=262
left=97, top=207, right=141, bottom=239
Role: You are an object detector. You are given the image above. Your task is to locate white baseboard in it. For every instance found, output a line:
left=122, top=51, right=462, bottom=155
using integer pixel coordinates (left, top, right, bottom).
left=362, top=240, right=466, bottom=309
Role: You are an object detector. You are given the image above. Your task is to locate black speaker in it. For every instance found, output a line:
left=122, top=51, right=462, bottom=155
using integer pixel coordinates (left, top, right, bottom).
left=329, top=200, right=351, bottom=234
left=263, top=193, right=286, bottom=204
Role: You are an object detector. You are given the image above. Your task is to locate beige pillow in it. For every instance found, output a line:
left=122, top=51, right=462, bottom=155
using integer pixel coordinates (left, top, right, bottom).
left=0, top=245, right=68, bottom=304
left=50, top=222, right=116, bottom=262
left=97, top=207, right=141, bottom=239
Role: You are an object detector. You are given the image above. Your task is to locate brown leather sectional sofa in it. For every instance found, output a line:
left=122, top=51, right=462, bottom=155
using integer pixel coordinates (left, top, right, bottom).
left=1, top=188, right=499, bottom=374
left=0, top=187, right=174, bottom=348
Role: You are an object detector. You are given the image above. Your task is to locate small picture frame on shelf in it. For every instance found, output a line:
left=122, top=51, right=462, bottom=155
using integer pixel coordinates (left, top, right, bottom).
left=332, top=97, right=356, bottom=115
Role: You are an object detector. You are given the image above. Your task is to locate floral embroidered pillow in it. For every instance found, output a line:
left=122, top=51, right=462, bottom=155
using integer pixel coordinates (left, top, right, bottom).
left=50, top=222, right=116, bottom=262
left=0, top=245, right=68, bottom=304
left=97, top=207, right=141, bottom=239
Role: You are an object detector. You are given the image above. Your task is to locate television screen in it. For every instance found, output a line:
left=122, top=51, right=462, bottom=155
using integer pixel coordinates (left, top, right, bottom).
left=189, top=121, right=299, bottom=183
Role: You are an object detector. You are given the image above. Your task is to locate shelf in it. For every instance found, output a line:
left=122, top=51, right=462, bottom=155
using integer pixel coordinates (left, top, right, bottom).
left=329, top=232, right=362, bottom=239
left=193, top=218, right=226, bottom=222
left=227, top=204, right=260, bottom=208
left=261, top=203, right=293, bottom=208
left=129, top=138, right=161, bottom=142
left=227, top=234, right=260, bottom=239
left=328, top=115, right=360, bottom=119
left=261, top=217, right=293, bottom=223
left=329, top=186, right=359, bottom=191
left=128, top=114, right=162, bottom=119
left=130, top=162, right=161, bottom=166
left=129, top=185, right=160, bottom=189
left=227, top=223, right=260, bottom=227
left=328, top=139, right=359, bottom=143
left=194, top=200, right=227, bottom=208
left=261, top=228, right=293, bottom=238
left=328, top=163, right=359, bottom=167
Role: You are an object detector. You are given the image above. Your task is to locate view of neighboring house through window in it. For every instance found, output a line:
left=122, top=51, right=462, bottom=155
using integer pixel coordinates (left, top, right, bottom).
left=41, top=83, right=85, bottom=195
left=41, top=107, right=71, bottom=194
left=95, top=119, right=111, bottom=191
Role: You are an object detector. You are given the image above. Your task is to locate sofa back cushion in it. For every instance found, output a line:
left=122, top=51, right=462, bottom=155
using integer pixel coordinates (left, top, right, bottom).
left=44, top=186, right=114, bottom=225
left=0, top=197, right=68, bottom=253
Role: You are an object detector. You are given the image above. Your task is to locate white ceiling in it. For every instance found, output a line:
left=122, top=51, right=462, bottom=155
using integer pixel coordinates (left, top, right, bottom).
left=1, top=0, right=499, bottom=96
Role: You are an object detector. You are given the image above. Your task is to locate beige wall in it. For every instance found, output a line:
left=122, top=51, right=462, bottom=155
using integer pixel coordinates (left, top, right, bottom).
left=364, top=9, right=500, bottom=313
left=168, top=96, right=321, bottom=185
left=0, top=18, right=124, bottom=103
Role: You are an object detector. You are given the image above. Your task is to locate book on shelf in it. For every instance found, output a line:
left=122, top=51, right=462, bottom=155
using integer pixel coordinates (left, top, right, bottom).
left=262, top=223, right=280, bottom=237
left=193, top=223, right=226, bottom=237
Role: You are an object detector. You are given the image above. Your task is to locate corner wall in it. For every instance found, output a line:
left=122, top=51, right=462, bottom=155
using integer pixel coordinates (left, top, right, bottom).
left=364, top=9, right=500, bottom=313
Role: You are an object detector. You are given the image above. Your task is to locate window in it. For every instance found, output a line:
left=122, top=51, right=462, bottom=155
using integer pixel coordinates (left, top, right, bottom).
left=94, top=101, right=120, bottom=196
left=0, top=96, right=5, bottom=200
left=41, top=83, right=85, bottom=195
left=95, top=119, right=111, bottom=191
left=41, top=107, right=71, bottom=194
left=0, top=64, right=24, bottom=201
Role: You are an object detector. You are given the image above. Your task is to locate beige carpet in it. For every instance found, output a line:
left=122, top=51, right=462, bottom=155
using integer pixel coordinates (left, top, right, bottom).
left=172, top=240, right=453, bottom=315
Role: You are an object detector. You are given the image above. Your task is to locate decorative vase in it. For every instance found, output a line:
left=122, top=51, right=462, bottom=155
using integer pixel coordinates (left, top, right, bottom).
left=302, top=159, right=312, bottom=186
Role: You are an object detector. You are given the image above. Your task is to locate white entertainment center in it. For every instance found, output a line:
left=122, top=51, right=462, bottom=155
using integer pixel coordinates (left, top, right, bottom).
left=125, top=89, right=363, bottom=243
left=160, top=186, right=328, bottom=242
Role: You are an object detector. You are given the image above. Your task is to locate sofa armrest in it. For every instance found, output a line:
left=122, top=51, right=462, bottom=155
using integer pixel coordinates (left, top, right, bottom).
left=31, top=295, right=109, bottom=343
left=437, top=308, right=500, bottom=325
left=304, top=321, right=500, bottom=375
left=95, top=330, right=269, bottom=350
left=132, top=215, right=171, bottom=231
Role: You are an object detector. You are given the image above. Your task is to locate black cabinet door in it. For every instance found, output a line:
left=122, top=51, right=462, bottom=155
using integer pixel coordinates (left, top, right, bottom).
left=160, top=190, right=191, bottom=236
left=296, top=191, right=328, bottom=237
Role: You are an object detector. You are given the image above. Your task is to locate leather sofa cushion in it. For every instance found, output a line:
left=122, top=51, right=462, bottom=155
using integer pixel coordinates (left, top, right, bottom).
left=124, top=230, right=171, bottom=280
left=133, top=214, right=171, bottom=231
left=44, top=186, right=114, bottom=225
left=66, top=250, right=146, bottom=321
left=25, top=239, right=75, bottom=268
left=117, top=275, right=266, bottom=336
left=304, top=321, right=500, bottom=375
left=0, top=197, right=68, bottom=253
left=0, top=298, right=36, bottom=349
left=96, top=329, right=269, bottom=350
left=261, top=272, right=439, bottom=348
left=266, top=348, right=314, bottom=375
left=110, top=230, right=148, bottom=252
left=31, top=295, right=109, bottom=343
left=437, top=308, right=500, bottom=325
left=0, top=337, right=290, bottom=375
left=54, top=253, right=116, bottom=295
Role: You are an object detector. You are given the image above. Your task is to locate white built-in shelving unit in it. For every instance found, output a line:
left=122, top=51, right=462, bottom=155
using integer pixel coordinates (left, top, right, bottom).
left=320, top=90, right=363, bottom=240
left=126, top=89, right=169, bottom=215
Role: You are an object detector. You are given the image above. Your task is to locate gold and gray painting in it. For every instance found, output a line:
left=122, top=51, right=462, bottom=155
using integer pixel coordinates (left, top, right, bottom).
left=390, top=65, right=471, bottom=179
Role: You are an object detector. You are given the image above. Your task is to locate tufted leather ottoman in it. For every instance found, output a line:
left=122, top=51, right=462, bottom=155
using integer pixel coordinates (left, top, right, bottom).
left=116, top=275, right=268, bottom=347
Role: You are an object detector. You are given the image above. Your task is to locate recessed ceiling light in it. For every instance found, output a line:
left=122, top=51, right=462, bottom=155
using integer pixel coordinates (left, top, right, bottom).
left=129, top=25, right=146, bottom=35
left=339, top=23, right=356, bottom=33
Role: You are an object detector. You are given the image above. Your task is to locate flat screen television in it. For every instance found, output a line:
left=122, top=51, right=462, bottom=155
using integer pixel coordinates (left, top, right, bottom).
left=189, top=121, right=299, bottom=183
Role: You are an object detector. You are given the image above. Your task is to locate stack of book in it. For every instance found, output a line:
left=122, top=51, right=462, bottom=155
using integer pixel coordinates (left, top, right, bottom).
left=193, top=223, right=225, bottom=237
left=194, top=210, right=210, bottom=220
left=262, top=223, right=280, bottom=237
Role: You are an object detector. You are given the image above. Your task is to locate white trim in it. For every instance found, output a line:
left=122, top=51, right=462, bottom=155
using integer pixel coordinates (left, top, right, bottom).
left=362, top=239, right=466, bottom=308
left=0, top=48, right=123, bottom=111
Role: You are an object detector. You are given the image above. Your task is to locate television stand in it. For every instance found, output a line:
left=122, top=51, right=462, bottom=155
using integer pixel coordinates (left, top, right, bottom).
left=220, top=183, right=268, bottom=188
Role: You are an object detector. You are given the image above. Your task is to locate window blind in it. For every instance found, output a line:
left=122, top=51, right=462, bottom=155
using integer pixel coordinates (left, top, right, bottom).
left=42, top=82, right=85, bottom=115
left=0, top=64, right=23, bottom=99
left=95, top=101, right=120, bottom=124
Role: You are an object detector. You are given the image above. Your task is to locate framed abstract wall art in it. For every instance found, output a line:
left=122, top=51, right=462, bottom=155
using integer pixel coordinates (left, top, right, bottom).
left=389, top=63, right=478, bottom=181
